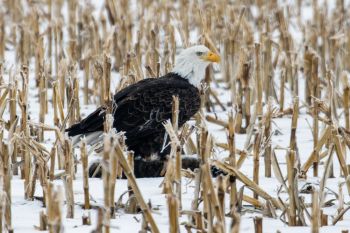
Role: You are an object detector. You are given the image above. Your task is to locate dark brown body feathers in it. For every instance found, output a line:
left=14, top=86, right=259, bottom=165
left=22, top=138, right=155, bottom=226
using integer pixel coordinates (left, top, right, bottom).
left=66, top=73, right=200, bottom=160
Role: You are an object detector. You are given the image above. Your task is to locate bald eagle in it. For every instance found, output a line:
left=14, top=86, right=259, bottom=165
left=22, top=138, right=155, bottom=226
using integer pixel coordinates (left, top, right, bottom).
left=66, top=45, right=220, bottom=177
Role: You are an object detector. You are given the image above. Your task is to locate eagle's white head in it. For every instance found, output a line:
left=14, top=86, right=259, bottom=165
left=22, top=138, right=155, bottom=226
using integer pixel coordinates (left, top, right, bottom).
left=171, top=45, right=220, bottom=87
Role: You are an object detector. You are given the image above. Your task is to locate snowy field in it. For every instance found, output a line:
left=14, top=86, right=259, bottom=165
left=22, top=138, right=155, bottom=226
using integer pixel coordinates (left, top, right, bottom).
left=1, top=0, right=350, bottom=232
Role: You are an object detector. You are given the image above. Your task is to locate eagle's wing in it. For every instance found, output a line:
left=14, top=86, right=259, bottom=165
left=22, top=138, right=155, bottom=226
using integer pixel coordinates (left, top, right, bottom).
left=66, top=106, right=106, bottom=136
left=113, top=76, right=200, bottom=142
left=65, top=78, right=155, bottom=137
left=66, top=76, right=200, bottom=140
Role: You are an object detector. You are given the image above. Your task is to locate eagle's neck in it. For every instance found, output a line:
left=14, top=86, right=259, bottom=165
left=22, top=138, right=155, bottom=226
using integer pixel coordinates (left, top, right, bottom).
left=171, top=59, right=207, bottom=87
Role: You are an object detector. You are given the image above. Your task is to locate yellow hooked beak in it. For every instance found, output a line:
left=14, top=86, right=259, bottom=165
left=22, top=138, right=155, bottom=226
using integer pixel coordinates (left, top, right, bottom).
left=202, top=51, right=221, bottom=63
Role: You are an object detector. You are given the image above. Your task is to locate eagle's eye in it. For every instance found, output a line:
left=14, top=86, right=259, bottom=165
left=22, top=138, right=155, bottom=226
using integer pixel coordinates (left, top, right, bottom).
left=196, top=51, right=204, bottom=56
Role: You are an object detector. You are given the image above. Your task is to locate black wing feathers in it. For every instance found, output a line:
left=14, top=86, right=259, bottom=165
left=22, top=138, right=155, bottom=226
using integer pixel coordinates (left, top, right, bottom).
left=66, top=73, right=201, bottom=146
left=66, top=106, right=106, bottom=136
left=113, top=75, right=199, bottom=138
